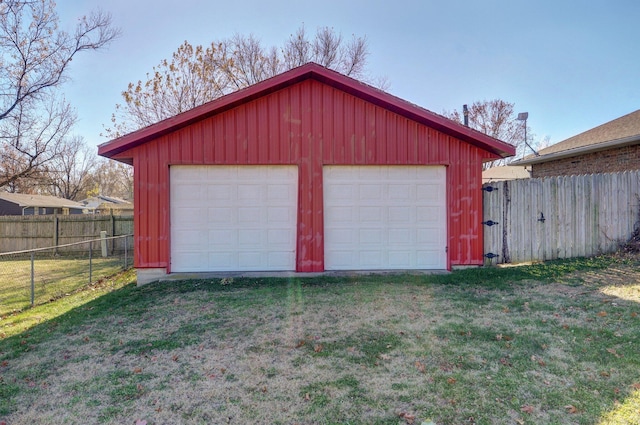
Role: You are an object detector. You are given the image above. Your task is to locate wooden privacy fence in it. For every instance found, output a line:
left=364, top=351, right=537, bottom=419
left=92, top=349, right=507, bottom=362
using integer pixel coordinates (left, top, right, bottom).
left=483, top=170, right=640, bottom=264
left=0, top=214, right=134, bottom=253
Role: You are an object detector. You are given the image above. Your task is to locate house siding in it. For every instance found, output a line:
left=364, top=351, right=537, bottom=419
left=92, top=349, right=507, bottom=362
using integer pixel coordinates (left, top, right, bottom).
left=532, top=144, right=640, bottom=178
left=0, top=200, right=22, bottom=216
left=120, top=79, right=500, bottom=271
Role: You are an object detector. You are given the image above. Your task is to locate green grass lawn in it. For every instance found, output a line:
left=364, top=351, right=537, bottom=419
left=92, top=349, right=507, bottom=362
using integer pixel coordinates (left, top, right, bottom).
left=1, top=255, right=640, bottom=424
left=0, top=256, right=126, bottom=316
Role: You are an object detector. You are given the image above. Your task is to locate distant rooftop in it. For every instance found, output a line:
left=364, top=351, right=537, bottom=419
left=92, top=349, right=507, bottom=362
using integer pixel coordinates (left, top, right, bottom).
left=512, top=109, right=640, bottom=165
left=0, top=192, right=85, bottom=209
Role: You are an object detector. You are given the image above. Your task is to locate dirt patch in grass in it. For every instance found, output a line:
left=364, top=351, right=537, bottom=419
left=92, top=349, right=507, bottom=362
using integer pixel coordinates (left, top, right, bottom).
left=1, top=256, right=640, bottom=424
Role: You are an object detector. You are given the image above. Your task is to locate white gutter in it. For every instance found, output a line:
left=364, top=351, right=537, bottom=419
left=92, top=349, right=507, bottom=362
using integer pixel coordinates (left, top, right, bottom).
left=510, top=134, right=640, bottom=166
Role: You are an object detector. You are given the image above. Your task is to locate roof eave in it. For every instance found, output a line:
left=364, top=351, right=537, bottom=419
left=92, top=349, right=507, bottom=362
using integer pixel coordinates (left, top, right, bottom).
left=98, top=63, right=516, bottom=160
left=510, top=134, right=640, bottom=166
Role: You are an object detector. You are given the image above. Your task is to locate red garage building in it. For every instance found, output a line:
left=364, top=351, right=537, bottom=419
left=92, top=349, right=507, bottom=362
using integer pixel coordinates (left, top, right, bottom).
left=99, top=63, right=515, bottom=284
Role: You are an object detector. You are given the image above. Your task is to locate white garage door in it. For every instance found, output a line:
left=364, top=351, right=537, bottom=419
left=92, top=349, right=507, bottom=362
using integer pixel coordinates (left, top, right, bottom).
left=170, top=165, right=298, bottom=272
left=324, top=166, right=447, bottom=270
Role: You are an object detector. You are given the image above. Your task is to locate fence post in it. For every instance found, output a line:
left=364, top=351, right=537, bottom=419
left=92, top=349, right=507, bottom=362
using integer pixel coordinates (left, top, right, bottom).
left=53, top=214, right=59, bottom=255
left=89, top=240, right=93, bottom=284
left=100, top=230, right=108, bottom=257
left=124, top=235, right=128, bottom=269
left=111, top=213, right=116, bottom=254
left=30, top=251, right=35, bottom=307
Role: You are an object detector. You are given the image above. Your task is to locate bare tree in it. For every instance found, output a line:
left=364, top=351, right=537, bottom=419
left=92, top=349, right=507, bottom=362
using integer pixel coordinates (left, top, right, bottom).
left=85, top=159, right=133, bottom=201
left=444, top=99, right=532, bottom=168
left=106, top=25, right=373, bottom=138
left=283, top=25, right=368, bottom=79
left=0, top=0, right=119, bottom=189
left=39, top=136, right=96, bottom=200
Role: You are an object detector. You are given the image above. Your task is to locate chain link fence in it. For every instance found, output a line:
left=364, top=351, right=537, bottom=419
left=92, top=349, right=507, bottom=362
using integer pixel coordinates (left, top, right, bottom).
left=0, top=234, right=133, bottom=316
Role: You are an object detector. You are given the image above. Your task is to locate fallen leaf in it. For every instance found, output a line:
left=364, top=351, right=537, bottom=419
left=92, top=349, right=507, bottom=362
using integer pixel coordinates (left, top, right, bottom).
left=565, top=405, right=578, bottom=414
left=631, top=312, right=638, bottom=318
left=172, top=355, right=179, bottom=362
left=295, top=340, right=306, bottom=348
left=502, top=307, right=510, bottom=313
left=1, top=360, right=8, bottom=367
left=398, top=412, right=415, bottom=424
left=133, top=367, right=142, bottom=374
left=597, top=311, right=608, bottom=317
left=500, top=357, right=512, bottom=367
left=520, top=404, right=535, bottom=414
left=261, top=386, right=267, bottom=393
left=607, top=348, right=623, bottom=358
left=415, top=361, right=426, bottom=373
left=447, top=377, right=457, bottom=385
left=313, top=344, right=323, bottom=353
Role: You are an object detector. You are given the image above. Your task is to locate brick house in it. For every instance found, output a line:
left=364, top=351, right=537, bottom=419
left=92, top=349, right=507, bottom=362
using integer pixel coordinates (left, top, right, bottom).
left=511, top=109, right=640, bottom=177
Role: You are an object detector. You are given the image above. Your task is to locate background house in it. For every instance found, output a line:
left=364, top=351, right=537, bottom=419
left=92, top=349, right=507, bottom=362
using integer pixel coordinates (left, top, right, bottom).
left=79, top=195, right=133, bottom=215
left=99, top=63, right=515, bottom=284
left=0, top=193, right=85, bottom=216
left=482, top=165, right=530, bottom=183
left=511, top=109, right=640, bottom=177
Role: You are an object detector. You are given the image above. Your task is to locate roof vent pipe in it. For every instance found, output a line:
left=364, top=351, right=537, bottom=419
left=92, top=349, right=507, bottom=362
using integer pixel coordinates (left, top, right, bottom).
left=463, top=104, right=469, bottom=126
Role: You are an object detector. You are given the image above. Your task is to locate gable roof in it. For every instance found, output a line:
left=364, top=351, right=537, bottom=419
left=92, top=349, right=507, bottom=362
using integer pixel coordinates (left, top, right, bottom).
left=512, top=109, right=640, bottom=166
left=0, top=192, right=85, bottom=209
left=98, top=63, right=515, bottom=162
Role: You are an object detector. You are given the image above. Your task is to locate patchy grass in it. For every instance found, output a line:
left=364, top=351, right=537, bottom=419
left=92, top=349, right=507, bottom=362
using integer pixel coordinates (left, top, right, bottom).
left=0, top=256, right=126, bottom=316
left=1, top=255, right=640, bottom=424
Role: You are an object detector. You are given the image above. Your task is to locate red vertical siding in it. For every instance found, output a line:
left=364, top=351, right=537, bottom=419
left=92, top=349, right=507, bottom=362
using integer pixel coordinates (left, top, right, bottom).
left=123, top=79, right=497, bottom=271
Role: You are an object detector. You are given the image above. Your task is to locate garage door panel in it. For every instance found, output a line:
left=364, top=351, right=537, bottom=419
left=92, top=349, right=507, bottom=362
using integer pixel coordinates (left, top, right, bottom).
left=359, top=228, right=383, bottom=244
left=238, top=229, right=262, bottom=245
left=389, top=184, right=412, bottom=199
left=389, top=229, right=411, bottom=244
left=326, top=206, right=354, bottom=222
left=359, top=207, right=382, bottom=221
left=267, top=184, right=294, bottom=200
left=172, top=208, right=204, bottom=228
left=238, top=207, right=261, bottom=222
left=267, top=206, right=292, bottom=221
left=324, top=165, right=446, bottom=270
left=389, top=251, right=412, bottom=267
left=172, top=230, right=206, bottom=249
left=360, top=251, right=382, bottom=267
left=207, top=185, right=232, bottom=200
left=171, top=165, right=297, bottom=272
left=208, top=207, right=233, bottom=222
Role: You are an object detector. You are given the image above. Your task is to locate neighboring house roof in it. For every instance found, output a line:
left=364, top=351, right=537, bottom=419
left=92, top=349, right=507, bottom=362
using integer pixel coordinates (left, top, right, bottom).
left=511, top=109, right=640, bottom=166
left=482, top=165, right=530, bottom=182
left=79, top=195, right=132, bottom=210
left=99, top=62, right=515, bottom=162
left=0, top=192, right=85, bottom=209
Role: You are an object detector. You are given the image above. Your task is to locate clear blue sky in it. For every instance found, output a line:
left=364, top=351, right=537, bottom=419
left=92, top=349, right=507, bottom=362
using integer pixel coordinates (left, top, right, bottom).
left=57, top=0, right=639, bottom=152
